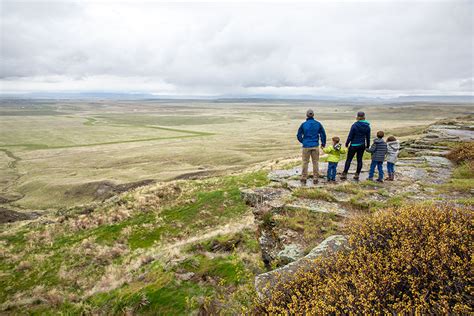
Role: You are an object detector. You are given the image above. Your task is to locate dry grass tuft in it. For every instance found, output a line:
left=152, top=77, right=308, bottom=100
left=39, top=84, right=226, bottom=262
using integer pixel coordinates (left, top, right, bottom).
left=447, top=142, right=474, bottom=164
left=256, top=204, right=473, bottom=314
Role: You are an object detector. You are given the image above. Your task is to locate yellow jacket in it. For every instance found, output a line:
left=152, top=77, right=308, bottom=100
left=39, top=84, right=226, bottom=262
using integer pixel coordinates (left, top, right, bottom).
left=323, top=144, right=347, bottom=163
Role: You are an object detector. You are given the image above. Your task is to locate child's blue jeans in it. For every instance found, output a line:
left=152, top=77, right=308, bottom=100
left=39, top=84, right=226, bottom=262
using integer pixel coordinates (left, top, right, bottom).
left=327, top=162, right=338, bottom=181
left=387, top=162, right=395, bottom=174
left=368, top=161, right=384, bottom=180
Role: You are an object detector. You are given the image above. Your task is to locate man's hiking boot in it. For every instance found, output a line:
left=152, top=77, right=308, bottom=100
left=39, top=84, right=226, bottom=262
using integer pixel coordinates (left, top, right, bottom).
left=353, top=173, right=360, bottom=181
left=376, top=179, right=384, bottom=183
left=313, top=179, right=319, bottom=185
left=340, top=173, right=347, bottom=180
left=300, top=179, right=307, bottom=186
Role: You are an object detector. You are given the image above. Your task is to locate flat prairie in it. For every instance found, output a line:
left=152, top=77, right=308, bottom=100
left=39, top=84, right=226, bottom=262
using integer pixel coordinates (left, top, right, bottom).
left=0, top=99, right=472, bottom=209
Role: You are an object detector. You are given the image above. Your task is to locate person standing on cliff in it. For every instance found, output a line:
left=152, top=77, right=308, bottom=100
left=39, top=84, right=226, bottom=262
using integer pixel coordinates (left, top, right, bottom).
left=340, top=111, right=371, bottom=181
left=297, top=109, right=327, bottom=185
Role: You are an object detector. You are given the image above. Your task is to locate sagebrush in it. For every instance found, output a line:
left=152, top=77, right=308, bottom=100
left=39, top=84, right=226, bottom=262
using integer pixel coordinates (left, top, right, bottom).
left=256, top=204, right=473, bottom=314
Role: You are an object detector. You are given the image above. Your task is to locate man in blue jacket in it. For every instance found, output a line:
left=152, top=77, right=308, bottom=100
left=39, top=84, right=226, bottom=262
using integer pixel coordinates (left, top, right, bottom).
left=297, top=109, right=326, bottom=185
left=341, top=111, right=371, bottom=181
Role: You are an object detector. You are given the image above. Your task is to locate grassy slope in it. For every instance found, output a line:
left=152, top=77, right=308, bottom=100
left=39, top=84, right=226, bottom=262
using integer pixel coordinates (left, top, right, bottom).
left=0, top=171, right=269, bottom=314
left=1, top=156, right=473, bottom=314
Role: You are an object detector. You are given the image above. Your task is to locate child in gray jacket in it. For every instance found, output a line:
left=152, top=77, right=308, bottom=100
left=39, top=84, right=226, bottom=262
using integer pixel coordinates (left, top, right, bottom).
left=366, top=131, right=388, bottom=182
left=386, top=136, right=400, bottom=181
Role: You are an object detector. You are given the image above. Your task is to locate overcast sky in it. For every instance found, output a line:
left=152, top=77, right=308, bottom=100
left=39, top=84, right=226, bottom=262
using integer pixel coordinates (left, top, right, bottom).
left=1, top=0, right=473, bottom=97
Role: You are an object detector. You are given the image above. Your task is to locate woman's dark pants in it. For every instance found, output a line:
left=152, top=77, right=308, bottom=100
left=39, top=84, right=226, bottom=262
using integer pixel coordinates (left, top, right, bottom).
left=343, top=145, right=365, bottom=174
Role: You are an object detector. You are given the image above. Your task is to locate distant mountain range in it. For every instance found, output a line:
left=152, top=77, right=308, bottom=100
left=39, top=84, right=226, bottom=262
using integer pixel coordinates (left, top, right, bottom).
left=1, top=92, right=473, bottom=103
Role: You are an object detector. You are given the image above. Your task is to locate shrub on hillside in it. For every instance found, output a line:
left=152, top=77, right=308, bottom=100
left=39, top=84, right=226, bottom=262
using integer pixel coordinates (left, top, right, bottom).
left=255, top=204, right=473, bottom=314
left=447, top=142, right=474, bottom=164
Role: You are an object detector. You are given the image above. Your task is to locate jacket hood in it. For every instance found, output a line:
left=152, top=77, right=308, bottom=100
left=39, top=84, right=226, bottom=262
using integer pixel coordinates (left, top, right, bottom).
left=374, top=138, right=385, bottom=143
left=387, top=140, right=400, bottom=149
left=354, top=120, right=370, bottom=131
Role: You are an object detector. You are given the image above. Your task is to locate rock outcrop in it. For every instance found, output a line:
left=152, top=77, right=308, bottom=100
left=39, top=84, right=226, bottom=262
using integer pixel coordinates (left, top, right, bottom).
left=401, top=119, right=474, bottom=157
left=255, top=235, right=348, bottom=299
left=243, top=116, right=473, bottom=300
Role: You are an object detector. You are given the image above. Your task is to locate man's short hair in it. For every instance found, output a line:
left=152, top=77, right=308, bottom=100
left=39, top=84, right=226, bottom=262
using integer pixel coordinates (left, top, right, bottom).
left=377, top=131, right=385, bottom=138
left=306, top=109, right=314, bottom=117
left=332, top=136, right=340, bottom=143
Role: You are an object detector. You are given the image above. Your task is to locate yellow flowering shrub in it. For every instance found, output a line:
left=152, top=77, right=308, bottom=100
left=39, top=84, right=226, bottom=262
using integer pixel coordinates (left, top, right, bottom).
left=256, top=204, right=473, bottom=314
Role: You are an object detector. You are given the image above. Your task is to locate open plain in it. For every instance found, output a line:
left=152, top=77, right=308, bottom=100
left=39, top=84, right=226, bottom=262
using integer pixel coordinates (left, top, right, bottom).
left=0, top=100, right=472, bottom=210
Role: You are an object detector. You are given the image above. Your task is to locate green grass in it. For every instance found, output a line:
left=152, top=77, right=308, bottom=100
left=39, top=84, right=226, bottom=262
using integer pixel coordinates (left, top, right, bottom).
left=275, top=208, right=340, bottom=250
left=292, top=188, right=336, bottom=202
left=332, top=182, right=362, bottom=194
left=452, top=162, right=473, bottom=179
left=86, top=262, right=209, bottom=315
left=186, top=230, right=260, bottom=254
left=455, top=197, right=474, bottom=206
left=438, top=163, right=474, bottom=193
left=178, top=254, right=247, bottom=285
left=96, top=114, right=243, bottom=127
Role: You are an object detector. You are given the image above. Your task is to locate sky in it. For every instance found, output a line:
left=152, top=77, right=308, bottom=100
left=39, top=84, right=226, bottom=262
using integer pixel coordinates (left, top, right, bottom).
left=1, top=0, right=473, bottom=97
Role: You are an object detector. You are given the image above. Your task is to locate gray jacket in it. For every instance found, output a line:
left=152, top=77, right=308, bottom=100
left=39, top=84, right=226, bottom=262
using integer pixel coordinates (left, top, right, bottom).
left=366, top=138, right=388, bottom=162
left=386, top=140, right=400, bottom=163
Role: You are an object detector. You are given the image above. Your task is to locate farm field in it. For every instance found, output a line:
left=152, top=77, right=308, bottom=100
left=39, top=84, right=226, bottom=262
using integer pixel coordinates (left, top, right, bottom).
left=0, top=99, right=472, bottom=209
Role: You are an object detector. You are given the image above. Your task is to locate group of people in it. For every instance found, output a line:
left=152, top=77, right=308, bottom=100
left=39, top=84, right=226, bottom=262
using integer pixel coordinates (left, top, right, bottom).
left=296, top=109, right=400, bottom=184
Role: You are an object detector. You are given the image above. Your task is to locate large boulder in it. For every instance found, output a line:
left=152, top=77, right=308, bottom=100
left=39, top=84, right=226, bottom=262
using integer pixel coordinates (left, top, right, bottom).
left=255, top=235, right=348, bottom=299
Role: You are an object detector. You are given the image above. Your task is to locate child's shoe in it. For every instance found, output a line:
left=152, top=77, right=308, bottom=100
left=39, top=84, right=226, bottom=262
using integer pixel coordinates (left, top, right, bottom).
left=389, top=173, right=395, bottom=181
left=376, top=179, right=384, bottom=183
left=367, top=178, right=374, bottom=181
left=313, top=179, right=319, bottom=185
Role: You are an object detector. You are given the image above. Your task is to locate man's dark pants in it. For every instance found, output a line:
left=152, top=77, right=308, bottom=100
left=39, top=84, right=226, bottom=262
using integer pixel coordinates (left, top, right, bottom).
left=343, top=145, right=365, bottom=174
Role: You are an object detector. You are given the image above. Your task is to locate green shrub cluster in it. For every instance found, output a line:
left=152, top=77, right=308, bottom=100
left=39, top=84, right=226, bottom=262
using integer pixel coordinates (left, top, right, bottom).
left=256, top=204, right=473, bottom=314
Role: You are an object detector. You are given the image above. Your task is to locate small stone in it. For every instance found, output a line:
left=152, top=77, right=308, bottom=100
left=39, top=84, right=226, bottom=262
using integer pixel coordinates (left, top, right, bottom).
left=176, top=272, right=195, bottom=281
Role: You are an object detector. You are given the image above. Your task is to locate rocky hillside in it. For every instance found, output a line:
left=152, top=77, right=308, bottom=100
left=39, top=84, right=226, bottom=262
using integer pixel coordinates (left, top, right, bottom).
left=0, top=116, right=472, bottom=314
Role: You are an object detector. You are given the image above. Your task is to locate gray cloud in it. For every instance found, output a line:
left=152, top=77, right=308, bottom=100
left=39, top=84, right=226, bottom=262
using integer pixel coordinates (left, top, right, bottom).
left=1, top=0, right=473, bottom=96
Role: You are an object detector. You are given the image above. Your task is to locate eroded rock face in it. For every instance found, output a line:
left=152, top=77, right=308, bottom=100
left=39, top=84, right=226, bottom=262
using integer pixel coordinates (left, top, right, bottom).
left=0, top=207, right=40, bottom=224
left=255, top=235, right=348, bottom=299
left=401, top=121, right=474, bottom=157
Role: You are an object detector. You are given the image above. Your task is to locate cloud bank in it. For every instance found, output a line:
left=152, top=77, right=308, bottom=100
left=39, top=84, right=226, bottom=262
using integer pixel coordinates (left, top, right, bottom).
left=1, top=0, right=473, bottom=97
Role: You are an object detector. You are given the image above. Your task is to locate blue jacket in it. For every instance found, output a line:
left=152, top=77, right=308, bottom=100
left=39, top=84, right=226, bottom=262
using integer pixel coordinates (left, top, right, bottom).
left=345, top=120, right=371, bottom=147
left=297, top=118, right=326, bottom=148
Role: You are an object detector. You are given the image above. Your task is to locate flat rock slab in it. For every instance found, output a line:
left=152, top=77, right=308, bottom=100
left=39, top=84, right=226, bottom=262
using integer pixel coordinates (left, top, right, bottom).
left=270, top=163, right=370, bottom=183
left=255, top=235, right=348, bottom=299
left=268, top=165, right=322, bottom=181
left=421, top=156, right=453, bottom=168
left=286, top=199, right=348, bottom=217
left=240, top=187, right=291, bottom=207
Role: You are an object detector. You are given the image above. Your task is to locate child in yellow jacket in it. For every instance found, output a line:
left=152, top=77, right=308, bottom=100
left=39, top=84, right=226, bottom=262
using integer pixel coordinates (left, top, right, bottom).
left=323, top=137, right=347, bottom=182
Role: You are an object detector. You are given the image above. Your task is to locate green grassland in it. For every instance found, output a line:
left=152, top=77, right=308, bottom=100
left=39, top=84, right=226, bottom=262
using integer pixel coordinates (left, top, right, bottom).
left=0, top=170, right=269, bottom=314
left=0, top=100, right=472, bottom=209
